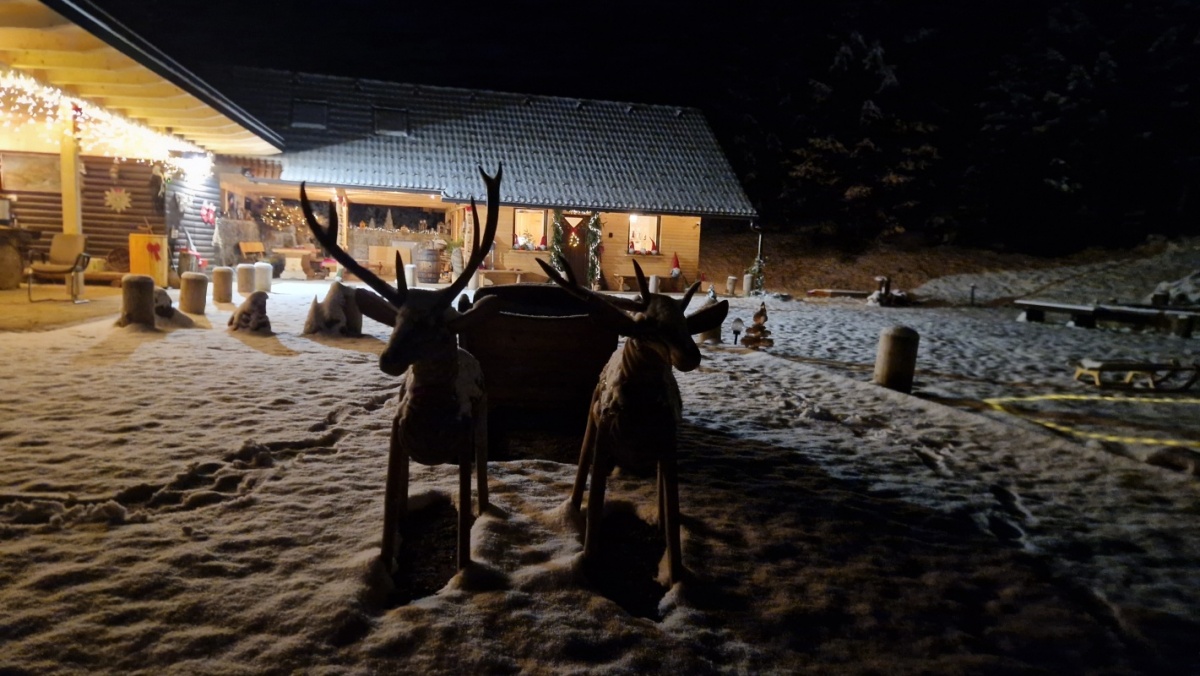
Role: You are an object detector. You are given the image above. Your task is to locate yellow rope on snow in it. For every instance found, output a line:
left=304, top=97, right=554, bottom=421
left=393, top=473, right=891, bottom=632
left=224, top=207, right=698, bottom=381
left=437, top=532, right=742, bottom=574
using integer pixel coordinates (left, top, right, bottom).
left=983, top=394, right=1200, bottom=447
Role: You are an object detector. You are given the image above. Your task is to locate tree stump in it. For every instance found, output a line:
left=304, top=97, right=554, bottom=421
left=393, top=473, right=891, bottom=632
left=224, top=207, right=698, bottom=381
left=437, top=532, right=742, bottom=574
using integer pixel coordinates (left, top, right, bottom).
left=874, top=325, right=920, bottom=394
left=179, top=272, right=208, bottom=314
left=236, top=263, right=255, bottom=295
left=212, top=266, right=233, bottom=303
left=117, top=274, right=156, bottom=328
left=253, top=261, right=273, bottom=293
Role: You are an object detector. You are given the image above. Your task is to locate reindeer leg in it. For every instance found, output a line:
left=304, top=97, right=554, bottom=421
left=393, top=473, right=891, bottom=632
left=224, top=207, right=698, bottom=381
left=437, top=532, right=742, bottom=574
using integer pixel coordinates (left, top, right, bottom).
left=458, top=444, right=472, bottom=571
left=660, top=451, right=683, bottom=586
left=583, top=443, right=613, bottom=565
left=382, top=414, right=408, bottom=573
left=570, top=391, right=600, bottom=512
left=475, top=398, right=489, bottom=514
left=657, top=465, right=667, bottom=536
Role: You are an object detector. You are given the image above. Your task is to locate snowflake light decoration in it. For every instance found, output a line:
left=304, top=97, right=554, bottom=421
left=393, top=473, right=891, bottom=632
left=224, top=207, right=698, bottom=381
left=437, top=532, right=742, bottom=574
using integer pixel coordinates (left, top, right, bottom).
left=104, top=187, right=132, bottom=213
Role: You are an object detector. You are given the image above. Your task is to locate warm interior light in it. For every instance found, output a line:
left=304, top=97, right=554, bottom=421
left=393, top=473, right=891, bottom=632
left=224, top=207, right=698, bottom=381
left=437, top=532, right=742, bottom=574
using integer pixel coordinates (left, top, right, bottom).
left=629, top=213, right=639, bottom=224
left=0, top=69, right=210, bottom=172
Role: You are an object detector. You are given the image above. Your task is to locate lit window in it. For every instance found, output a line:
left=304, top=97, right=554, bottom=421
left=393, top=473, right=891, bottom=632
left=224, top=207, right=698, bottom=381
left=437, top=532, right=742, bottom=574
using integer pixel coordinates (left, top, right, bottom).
left=627, top=214, right=660, bottom=254
left=513, top=208, right=547, bottom=250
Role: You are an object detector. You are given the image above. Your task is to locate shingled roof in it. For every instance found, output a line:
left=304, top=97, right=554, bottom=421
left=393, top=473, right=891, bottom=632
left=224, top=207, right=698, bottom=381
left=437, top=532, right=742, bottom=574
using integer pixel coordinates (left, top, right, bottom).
left=210, top=67, right=756, bottom=219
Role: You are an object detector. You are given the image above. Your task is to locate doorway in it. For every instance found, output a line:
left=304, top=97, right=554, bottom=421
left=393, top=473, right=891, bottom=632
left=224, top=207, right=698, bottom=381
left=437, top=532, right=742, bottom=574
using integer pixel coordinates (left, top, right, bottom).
left=558, top=212, right=592, bottom=282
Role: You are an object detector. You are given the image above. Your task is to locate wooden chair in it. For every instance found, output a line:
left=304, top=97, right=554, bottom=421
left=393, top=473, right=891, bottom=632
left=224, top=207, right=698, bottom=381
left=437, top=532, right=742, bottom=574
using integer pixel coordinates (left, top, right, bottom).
left=26, top=233, right=90, bottom=303
left=238, top=241, right=265, bottom=262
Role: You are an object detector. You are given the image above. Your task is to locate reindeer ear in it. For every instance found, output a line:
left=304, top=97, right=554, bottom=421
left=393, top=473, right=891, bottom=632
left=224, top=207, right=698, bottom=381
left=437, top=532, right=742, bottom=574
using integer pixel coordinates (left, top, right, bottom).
left=446, top=294, right=504, bottom=333
left=686, top=299, right=729, bottom=336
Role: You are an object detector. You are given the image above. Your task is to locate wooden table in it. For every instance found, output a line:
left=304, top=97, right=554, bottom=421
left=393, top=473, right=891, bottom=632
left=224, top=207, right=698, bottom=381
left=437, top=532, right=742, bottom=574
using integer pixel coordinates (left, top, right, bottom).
left=274, top=247, right=320, bottom=280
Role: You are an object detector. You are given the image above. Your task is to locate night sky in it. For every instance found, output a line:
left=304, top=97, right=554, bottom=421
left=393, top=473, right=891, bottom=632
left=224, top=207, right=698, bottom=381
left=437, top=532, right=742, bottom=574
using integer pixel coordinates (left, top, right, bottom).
left=87, top=0, right=784, bottom=108
left=82, top=1, right=1200, bottom=250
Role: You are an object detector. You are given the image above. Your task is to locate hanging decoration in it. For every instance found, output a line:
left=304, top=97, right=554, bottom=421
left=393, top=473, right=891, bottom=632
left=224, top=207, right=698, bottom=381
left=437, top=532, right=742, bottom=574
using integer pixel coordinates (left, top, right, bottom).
left=0, top=68, right=209, bottom=171
left=200, top=202, right=216, bottom=225
left=104, top=187, right=132, bottom=213
left=146, top=240, right=162, bottom=262
left=258, top=197, right=305, bottom=231
left=551, top=210, right=603, bottom=286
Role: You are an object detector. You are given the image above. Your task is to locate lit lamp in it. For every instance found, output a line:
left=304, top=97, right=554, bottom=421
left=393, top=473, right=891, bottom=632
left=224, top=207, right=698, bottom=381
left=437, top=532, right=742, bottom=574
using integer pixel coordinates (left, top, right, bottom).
left=731, top=317, right=744, bottom=344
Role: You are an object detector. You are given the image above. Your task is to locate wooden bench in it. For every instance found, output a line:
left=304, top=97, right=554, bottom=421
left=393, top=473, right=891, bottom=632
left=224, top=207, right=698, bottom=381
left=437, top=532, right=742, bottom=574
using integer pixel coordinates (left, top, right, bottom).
left=1096, top=304, right=1199, bottom=338
left=1014, top=299, right=1097, bottom=328
left=1074, top=358, right=1200, bottom=390
left=1017, top=299, right=1199, bottom=337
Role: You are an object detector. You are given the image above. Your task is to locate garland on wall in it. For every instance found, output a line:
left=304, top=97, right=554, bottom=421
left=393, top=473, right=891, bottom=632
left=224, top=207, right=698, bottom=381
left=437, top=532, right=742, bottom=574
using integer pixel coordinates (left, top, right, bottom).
left=550, top=210, right=603, bottom=285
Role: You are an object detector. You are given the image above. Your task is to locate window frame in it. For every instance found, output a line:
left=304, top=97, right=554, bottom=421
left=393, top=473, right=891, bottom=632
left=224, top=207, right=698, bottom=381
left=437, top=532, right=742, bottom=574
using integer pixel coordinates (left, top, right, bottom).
left=513, top=208, right=548, bottom=251
left=626, top=214, right=661, bottom=255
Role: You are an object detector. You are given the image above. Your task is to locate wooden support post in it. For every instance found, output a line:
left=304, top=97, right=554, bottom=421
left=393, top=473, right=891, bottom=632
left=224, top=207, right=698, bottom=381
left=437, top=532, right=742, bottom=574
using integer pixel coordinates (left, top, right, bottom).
left=211, top=266, right=233, bottom=303
left=253, top=261, right=273, bottom=293
left=179, top=272, right=208, bottom=314
left=874, top=325, right=920, bottom=394
left=117, top=274, right=156, bottom=328
left=236, top=263, right=255, bottom=295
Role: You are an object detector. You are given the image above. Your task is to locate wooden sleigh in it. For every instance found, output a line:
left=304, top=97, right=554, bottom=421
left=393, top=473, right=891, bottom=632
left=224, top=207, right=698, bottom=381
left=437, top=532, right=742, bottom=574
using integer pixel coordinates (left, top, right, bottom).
left=1073, top=359, right=1200, bottom=391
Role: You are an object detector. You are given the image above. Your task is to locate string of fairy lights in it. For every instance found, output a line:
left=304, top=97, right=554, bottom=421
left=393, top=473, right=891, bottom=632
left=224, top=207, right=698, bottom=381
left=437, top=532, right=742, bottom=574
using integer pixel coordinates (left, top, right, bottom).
left=0, top=68, right=211, bottom=176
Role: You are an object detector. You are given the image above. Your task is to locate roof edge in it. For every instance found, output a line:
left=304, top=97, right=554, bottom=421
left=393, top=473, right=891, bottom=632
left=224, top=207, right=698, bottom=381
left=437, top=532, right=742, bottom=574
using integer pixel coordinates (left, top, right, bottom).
left=40, top=0, right=285, bottom=153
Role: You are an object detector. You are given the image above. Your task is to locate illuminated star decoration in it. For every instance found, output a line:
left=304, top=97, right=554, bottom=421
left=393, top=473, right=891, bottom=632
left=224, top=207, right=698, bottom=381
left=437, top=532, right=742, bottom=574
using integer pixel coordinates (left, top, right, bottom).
left=104, top=187, right=132, bottom=213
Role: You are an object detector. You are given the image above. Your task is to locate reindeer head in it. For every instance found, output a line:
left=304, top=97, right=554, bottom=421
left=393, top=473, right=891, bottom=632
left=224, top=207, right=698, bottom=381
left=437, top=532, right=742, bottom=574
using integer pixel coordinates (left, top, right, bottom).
left=535, top=257, right=728, bottom=372
left=301, top=165, right=504, bottom=376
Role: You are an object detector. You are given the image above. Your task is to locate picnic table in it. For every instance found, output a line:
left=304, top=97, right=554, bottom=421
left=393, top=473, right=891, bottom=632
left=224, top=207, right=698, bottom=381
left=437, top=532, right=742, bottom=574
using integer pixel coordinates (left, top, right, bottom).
left=1073, top=358, right=1200, bottom=391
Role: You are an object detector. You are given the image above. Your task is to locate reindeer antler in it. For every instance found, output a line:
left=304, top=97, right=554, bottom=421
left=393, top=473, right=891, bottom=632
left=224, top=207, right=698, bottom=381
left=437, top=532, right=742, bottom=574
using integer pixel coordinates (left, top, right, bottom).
left=436, top=164, right=502, bottom=304
left=300, top=164, right=502, bottom=309
left=535, top=255, right=640, bottom=334
left=301, top=184, right=405, bottom=306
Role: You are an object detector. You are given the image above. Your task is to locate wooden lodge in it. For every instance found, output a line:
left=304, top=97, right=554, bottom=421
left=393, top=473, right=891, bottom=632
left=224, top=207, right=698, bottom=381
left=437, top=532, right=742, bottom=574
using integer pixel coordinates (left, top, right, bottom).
left=0, top=0, right=755, bottom=293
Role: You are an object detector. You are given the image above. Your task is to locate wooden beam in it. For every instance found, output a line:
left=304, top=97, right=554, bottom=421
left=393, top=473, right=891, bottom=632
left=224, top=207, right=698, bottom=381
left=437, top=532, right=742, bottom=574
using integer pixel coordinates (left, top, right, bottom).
left=85, top=93, right=203, bottom=110
left=67, top=81, right=184, bottom=98
left=0, top=0, right=71, bottom=29
left=0, top=47, right=137, bottom=70
left=0, top=25, right=100, bottom=51
left=28, top=66, right=160, bottom=86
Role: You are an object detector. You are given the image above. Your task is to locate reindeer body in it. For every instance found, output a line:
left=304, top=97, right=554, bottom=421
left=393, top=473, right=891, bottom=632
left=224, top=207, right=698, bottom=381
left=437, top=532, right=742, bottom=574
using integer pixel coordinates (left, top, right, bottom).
left=394, top=349, right=484, bottom=466
left=303, top=166, right=502, bottom=576
left=591, top=342, right=681, bottom=473
left=537, top=257, right=728, bottom=585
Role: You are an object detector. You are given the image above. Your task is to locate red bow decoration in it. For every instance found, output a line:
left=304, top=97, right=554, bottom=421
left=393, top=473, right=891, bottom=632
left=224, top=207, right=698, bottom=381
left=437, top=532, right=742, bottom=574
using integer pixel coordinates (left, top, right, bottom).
left=200, top=203, right=216, bottom=226
left=147, top=242, right=162, bottom=261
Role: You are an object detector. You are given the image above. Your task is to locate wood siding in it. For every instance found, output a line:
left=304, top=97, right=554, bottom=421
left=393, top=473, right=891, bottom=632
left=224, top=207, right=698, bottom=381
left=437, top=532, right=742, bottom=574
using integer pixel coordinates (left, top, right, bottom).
left=490, top=206, right=702, bottom=290
left=6, top=153, right=168, bottom=262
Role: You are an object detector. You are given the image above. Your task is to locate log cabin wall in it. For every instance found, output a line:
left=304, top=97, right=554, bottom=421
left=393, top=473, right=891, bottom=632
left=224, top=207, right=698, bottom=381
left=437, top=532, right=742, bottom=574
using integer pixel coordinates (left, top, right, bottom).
left=3, top=152, right=168, bottom=261
left=165, top=170, right=220, bottom=269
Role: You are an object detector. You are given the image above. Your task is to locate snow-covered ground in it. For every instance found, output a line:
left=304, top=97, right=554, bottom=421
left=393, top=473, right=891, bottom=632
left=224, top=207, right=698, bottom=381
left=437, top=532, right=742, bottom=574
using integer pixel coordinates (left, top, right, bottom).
left=2, top=244, right=1199, bottom=674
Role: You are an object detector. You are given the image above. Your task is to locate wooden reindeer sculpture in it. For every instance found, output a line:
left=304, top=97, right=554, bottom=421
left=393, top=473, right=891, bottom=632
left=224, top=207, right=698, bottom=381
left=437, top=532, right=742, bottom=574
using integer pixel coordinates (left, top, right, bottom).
left=300, top=165, right=503, bottom=574
left=534, top=257, right=728, bottom=585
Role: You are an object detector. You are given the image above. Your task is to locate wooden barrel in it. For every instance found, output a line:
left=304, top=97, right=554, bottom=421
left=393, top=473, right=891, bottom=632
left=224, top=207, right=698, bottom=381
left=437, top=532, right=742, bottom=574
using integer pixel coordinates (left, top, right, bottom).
left=415, top=247, right=440, bottom=283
